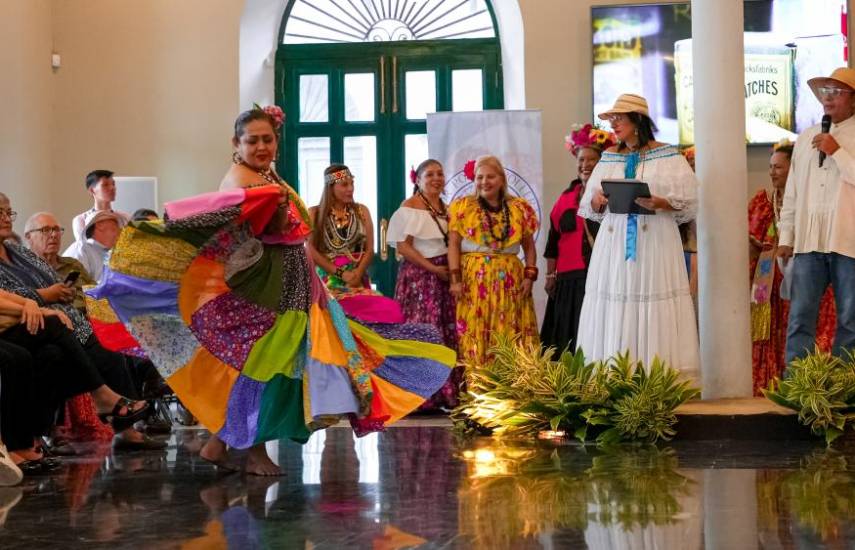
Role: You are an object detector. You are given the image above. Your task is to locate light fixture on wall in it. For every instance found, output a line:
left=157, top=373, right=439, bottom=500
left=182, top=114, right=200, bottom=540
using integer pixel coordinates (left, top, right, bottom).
left=51, top=52, right=61, bottom=70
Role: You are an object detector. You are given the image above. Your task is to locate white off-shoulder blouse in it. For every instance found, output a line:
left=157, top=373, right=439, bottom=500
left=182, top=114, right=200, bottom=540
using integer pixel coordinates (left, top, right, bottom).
left=386, top=206, right=448, bottom=259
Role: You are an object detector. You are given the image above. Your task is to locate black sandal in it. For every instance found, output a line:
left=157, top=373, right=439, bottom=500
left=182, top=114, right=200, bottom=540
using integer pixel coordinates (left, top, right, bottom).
left=98, top=397, right=150, bottom=431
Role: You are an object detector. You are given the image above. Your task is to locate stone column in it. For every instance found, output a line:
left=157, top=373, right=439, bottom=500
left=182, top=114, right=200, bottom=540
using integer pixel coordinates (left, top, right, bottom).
left=692, top=0, right=753, bottom=398
left=704, top=469, right=758, bottom=549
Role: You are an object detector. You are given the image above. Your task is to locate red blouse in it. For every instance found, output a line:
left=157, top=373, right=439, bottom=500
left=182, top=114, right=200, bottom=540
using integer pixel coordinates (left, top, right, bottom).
left=544, top=180, right=594, bottom=274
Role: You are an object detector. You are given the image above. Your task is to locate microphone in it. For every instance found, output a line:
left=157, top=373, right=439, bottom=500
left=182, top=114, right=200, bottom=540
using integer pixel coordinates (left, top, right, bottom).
left=819, top=114, right=831, bottom=167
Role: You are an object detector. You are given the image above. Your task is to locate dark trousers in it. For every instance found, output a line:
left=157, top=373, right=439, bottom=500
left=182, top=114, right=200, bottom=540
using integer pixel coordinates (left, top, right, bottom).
left=0, top=339, right=38, bottom=451
left=0, top=317, right=139, bottom=449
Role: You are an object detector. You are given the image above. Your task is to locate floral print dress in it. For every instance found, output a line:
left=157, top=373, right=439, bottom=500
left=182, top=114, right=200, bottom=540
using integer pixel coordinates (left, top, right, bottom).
left=448, top=196, right=539, bottom=369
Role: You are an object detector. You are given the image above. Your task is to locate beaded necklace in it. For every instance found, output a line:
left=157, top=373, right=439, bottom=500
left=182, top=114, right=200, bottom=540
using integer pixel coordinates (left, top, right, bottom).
left=417, top=190, right=449, bottom=246
left=477, top=196, right=511, bottom=250
left=322, top=203, right=364, bottom=261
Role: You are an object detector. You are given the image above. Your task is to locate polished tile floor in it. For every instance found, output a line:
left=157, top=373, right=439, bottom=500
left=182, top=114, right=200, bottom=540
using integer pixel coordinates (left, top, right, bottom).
left=0, top=423, right=854, bottom=549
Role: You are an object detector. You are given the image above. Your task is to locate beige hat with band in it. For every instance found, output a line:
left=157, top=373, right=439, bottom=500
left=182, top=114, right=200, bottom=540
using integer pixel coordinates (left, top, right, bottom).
left=597, top=93, right=650, bottom=120
left=83, top=210, right=124, bottom=239
left=808, top=67, right=855, bottom=101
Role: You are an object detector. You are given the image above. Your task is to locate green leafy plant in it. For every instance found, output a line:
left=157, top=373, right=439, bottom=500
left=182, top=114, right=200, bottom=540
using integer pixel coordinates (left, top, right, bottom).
left=763, top=349, right=855, bottom=445
left=451, top=336, right=700, bottom=444
left=456, top=443, right=696, bottom=545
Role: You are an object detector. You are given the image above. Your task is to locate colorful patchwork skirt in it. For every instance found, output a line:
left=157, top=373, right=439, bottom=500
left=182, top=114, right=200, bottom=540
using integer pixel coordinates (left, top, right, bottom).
left=86, top=185, right=454, bottom=448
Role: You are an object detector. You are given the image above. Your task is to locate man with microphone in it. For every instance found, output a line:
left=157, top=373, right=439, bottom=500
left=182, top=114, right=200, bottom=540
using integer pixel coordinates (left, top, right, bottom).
left=779, top=67, right=855, bottom=364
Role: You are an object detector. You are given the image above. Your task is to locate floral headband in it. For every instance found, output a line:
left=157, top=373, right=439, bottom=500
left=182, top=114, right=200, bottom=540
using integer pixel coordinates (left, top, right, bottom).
left=324, top=168, right=353, bottom=186
left=252, top=103, right=285, bottom=131
left=772, top=138, right=793, bottom=152
left=564, top=123, right=617, bottom=156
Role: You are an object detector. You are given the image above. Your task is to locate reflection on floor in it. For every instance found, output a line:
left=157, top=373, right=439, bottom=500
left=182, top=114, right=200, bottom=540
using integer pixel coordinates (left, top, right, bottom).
left=0, top=424, right=854, bottom=549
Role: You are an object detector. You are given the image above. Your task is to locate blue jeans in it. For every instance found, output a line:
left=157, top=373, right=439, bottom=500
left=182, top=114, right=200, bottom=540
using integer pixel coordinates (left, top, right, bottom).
left=786, top=252, right=855, bottom=363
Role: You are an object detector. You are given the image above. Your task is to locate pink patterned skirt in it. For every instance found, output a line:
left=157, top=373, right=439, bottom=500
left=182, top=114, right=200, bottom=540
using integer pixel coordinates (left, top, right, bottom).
left=394, top=256, right=462, bottom=410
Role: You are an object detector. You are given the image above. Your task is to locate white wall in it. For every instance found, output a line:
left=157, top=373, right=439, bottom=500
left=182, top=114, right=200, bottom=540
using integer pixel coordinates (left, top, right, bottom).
left=0, top=0, right=54, bottom=235
left=49, top=0, right=243, bottom=248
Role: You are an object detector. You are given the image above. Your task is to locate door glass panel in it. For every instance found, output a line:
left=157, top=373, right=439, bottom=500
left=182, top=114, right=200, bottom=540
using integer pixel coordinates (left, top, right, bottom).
left=297, top=137, right=331, bottom=209
left=405, top=71, right=437, bottom=120
left=300, top=74, right=329, bottom=122
left=452, top=69, right=484, bottom=112
left=344, top=73, right=375, bottom=122
left=343, top=136, right=378, bottom=249
left=403, top=134, right=429, bottom=198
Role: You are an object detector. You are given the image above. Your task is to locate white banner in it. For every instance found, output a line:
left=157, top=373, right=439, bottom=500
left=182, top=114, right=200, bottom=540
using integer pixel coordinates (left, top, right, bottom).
left=426, top=110, right=546, bottom=322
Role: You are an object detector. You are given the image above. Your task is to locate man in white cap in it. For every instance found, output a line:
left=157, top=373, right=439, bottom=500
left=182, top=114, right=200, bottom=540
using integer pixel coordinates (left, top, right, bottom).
left=62, top=210, right=123, bottom=281
left=779, top=67, right=855, bottom=363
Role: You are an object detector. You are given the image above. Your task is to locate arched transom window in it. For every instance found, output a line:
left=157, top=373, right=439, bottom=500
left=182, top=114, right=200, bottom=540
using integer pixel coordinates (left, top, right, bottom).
left=282, top=0, right=496, bottom=44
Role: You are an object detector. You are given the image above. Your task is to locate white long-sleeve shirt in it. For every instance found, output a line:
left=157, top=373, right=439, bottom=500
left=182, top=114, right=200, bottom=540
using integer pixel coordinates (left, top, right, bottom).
left=779, top=116, right=855, bottom=258
left=62, top=238, right=109, bottom=281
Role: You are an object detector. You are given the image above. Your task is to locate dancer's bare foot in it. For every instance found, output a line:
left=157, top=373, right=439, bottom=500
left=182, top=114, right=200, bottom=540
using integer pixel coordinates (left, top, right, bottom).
left=200, top=436, right=238, bottom=472
left=245, top=445, right=282, bottom=476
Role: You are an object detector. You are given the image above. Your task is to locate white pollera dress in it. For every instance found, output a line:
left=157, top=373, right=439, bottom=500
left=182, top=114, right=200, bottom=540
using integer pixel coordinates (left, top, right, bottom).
left=577, top=144, right=700, bottom=383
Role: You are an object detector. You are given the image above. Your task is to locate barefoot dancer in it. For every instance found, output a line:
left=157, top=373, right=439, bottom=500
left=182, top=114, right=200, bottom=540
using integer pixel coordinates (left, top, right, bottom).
left=88, top=107, right=455, bottom=475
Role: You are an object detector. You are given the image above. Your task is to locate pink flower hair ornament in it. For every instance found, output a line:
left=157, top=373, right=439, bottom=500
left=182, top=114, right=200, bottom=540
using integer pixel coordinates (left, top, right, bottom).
left=564, top=123, right=617, bottom=157
left=253, top=103, right=285, bottom=131
left=409, top=166, right=418, bottom=184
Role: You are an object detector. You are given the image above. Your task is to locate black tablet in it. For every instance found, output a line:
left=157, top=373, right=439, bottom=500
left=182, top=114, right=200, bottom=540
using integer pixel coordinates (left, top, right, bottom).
left=601, top=179, right=656, bottom=215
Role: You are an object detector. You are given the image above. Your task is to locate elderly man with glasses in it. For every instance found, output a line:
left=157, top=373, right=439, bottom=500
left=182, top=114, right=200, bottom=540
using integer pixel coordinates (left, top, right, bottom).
left=779, top=67, right=855, bottom=364
left=23, top=212, right=95, bottom=314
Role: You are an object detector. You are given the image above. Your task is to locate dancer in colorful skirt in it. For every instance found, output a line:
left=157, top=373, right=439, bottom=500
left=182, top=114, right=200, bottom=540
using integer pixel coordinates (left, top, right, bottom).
left=388, top=159, right=460, bottom=410
left=87, top=107, right=455, bottom=475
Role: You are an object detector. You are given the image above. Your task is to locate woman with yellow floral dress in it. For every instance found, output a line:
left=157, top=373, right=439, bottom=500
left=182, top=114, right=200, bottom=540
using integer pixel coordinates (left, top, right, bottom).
left=448, top=155, right=539, bottom=369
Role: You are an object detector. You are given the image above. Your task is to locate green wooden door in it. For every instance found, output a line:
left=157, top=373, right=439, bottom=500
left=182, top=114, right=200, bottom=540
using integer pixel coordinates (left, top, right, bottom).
left=277, top=40, right=502, bottom=294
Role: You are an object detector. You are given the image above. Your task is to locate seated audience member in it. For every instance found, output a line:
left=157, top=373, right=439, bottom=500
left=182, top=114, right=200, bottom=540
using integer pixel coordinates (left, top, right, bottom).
left=24, top=212, right=114, bottom=447
left=62, top=210, right=122, bottom=282
left=0, top=194, right=164, bottom=451
left=24, top=212, right=94, bottom=313
left=0, top=289, right=151, bottom=469
left=25, top=211, right=167, bottom=397
left=131, top=208, right=159, bottom=222
left=71, top=170, right=130, bottom=242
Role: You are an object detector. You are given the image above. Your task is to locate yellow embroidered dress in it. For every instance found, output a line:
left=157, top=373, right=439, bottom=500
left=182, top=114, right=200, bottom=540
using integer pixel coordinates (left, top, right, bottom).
left=449, top=196, right=539, bottom=368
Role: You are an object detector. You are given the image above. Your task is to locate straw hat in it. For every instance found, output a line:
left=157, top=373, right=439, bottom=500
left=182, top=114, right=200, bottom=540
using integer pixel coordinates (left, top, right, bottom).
left=597, top=93, right=650, bottom=120
left=83, top=210, right=124, bottom=239
left=808, top=67, right=855, bottom=100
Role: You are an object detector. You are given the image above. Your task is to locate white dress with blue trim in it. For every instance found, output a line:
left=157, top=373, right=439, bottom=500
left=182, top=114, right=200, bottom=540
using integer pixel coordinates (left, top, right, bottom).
left=577, top=144, right=700, bottom=383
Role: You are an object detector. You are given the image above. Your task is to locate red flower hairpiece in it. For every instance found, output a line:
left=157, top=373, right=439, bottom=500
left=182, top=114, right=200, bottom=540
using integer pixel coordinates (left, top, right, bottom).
left=409, top=166, right=418, bottom=184
left=463, top=159, right=476, bottom=182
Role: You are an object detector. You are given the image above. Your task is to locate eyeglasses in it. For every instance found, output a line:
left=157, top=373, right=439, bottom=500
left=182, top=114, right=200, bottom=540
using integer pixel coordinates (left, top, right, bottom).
left=26, top=226, right=64, bottom=236
left=0, top=210, right=17, bottom=221
left=607, top=114, right=629, bottom=124
left=818, top=86, right=853, bottom=98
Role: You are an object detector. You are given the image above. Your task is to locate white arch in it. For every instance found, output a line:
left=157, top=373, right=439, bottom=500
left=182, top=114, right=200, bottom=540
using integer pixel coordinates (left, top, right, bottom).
left=239, top=0, right=525, bottom=110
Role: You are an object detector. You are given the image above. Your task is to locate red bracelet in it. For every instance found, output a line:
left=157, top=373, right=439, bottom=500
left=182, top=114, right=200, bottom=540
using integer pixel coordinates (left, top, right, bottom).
left=523, top=266, right=538, bottom=281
